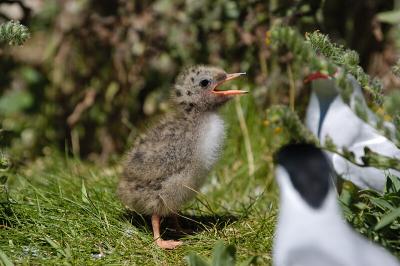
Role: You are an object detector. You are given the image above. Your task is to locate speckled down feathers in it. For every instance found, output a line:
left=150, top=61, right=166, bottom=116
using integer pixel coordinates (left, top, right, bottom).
left=118, top=112, right=225, bottom=216
left=117, top=65, right=233, bottom=217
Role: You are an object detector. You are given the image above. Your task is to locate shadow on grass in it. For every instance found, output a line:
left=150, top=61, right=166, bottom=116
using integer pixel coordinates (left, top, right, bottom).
left=0, top=203, right=16, bottom=228
left=123, top=211, right=239, bottom=240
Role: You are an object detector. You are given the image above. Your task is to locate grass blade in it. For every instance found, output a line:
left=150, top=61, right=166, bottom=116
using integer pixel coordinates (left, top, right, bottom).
left=0, top=248, right=14, bottom=266
left=44, top=236, right=66, bottom=257
left=81, top=180, right=89, bottom=204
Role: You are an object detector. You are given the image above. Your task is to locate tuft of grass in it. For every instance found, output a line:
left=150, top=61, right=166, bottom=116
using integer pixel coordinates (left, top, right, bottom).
left=340, top=175, right=400, bottom=256
left=0, top=95, right=279, bottom=265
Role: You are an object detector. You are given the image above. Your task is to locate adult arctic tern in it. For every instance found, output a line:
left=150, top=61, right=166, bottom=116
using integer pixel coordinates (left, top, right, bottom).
left=274, top=143, right=400, bottom=266
left=305, top=72, right=400, bottom=191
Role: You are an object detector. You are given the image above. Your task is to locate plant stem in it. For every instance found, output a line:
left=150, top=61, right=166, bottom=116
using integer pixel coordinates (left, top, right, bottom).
left=287, top=63, right=295, bottom=111
left=235, top=96, right=255, bottom=178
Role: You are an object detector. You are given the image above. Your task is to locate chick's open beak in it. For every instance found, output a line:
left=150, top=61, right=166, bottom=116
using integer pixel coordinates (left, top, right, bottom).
left=212, top=72, right=248, bottom=95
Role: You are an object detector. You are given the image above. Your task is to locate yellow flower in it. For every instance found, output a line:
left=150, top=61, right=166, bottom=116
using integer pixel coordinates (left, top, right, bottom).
left=374, top=107, right=392, bottom=121
left=375, top=107, right=384, bottom=115
left=274, top=127, right=282, bottom=134
left=265, top=30, right=271, bottom=46
left=263, top=119, right=270, bottom=126
left=384, top=114, right=392, bottom=121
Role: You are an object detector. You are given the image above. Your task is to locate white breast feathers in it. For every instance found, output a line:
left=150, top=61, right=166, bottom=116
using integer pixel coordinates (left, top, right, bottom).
left=197, top=113, right=225, bottom=169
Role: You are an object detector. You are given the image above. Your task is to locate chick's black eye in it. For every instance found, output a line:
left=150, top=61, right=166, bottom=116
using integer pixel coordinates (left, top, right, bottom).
left=199, top=79, right=210, bottom=88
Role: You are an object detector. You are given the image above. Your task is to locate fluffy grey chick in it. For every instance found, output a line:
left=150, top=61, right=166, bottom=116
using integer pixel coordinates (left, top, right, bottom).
left=117, top=65, right=246, bottom=249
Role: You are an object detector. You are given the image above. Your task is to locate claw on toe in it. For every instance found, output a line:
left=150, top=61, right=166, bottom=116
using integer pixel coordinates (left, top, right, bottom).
left=155, top=239, right=183, bottom=249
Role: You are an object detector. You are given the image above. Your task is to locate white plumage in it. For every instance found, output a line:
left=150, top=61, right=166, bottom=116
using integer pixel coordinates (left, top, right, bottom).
left=197, top=113, right=225, bottom=170
left=305, top=74, right=400, bottom=191
left=274, top=144, right=399, bottom=266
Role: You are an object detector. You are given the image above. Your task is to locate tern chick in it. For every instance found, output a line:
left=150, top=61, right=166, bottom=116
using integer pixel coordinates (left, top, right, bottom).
left=117, top=65, right=246, bottom=249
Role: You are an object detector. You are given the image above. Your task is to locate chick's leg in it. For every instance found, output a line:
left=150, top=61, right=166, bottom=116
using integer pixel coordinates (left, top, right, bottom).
left=151, top=214, right=182, bottom=249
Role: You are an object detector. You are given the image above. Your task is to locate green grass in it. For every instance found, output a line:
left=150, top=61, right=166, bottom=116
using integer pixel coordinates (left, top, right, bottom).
left=0, top=96, right=280, bottom=265
left=1, top=95, right=399, bottom=265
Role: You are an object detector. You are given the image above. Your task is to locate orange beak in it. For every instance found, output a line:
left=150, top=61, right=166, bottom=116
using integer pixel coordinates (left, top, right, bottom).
left=212, top=72, right=248, bottom=95
left=304, top=71, right=330, bottom=83
left=304, top=69, right=339, bottom=83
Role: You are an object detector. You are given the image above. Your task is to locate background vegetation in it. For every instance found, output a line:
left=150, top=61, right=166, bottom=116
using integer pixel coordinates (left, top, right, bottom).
left=0, top=0, right=399, bottom=265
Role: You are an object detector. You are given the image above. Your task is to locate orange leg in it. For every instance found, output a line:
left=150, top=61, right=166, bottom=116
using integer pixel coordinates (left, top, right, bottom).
left=151, top=214, right=183, bottom=249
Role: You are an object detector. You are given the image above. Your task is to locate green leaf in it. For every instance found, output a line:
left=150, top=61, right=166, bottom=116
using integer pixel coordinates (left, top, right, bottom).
left=377, top=10, right=400, bottom=24
left=212, top=241, right=236, bottom=266
left=384, top=174, right=400, bottom=193
left=354, top=202, right=369, bottom=210
left=185, top=252, right=210, bottom=266
left=0, top=175, right=7, bottom=185
left=81, top=180, right=90, bottom=204
left=374, top=207, right=400, bottom=230
left=339, top=181, right=356, bottom=206
left=185, top=241, right=239, bottom=266
left=238, top=256, right=261, bottom=266
left=20, top=67, right=41, bottom=84
left=0, top=155, right=10, bottom=171
left=368, top=197, right=394, bottom=211
left=0, top=248, right=14, bottom=266
left=0, top=90, right=33, bottom=115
